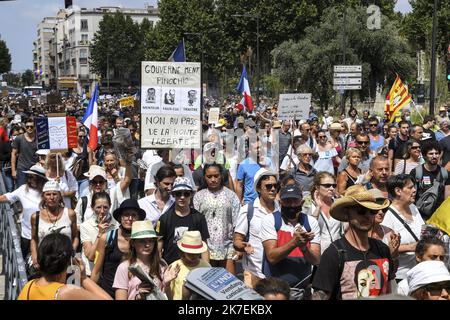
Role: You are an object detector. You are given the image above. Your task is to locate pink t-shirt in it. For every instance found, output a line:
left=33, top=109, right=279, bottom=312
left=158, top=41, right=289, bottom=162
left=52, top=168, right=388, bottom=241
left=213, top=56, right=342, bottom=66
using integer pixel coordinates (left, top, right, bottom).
left=113, top=260, right=166, bottom=300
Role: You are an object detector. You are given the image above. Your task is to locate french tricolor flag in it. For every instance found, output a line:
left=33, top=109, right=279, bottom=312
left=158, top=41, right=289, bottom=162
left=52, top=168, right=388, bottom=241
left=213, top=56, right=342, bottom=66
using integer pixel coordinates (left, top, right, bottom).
left=82, top=83, right=99, bottom=151
left=236, top=65, right=254, bottom=112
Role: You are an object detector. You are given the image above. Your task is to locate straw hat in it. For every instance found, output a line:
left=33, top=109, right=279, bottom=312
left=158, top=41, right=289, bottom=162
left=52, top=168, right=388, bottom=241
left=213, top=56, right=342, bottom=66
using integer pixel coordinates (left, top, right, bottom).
left=272, top=120, right=282, bottom=129
left=23, top=165, right=47, bottom=180
left=177, top=230, right=208, bottom=254
left=130, top=220, right=160, bottom=240
left=330, top=185, right=390, bottom=222
left=329, top=122, right=342, bottom=130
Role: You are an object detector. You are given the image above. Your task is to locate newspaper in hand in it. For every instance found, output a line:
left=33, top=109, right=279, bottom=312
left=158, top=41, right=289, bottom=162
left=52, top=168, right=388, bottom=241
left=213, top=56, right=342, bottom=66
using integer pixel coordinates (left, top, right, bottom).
left=128, top=263, right=168, bottom=300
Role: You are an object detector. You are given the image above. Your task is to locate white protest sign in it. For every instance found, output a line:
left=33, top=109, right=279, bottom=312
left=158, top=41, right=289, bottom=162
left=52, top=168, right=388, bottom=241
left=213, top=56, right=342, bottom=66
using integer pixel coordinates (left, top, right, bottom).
left=47, top=116, right=68, bottom=150
left=208, top=107, right=220, bottom=124
left=140, top=61, right=201, bottom=149
left=277, top=93, right=311, bottom=120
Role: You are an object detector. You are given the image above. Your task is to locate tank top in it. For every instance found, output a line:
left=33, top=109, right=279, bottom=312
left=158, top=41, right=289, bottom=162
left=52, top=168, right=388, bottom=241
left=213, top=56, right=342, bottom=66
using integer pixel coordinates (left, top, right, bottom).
left=38, top=208, right=72, bottom=244
left=98, top=231, right=128, bottom=298
left=343, top=169, right=358, bottom=189
left=17, top=279, right=64, bottom=300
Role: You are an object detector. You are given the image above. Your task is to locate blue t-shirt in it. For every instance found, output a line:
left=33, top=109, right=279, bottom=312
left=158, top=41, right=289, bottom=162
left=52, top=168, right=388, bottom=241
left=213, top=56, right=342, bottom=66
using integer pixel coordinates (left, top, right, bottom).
left=369, top=134, right=385, bottom=153
left=236, top=158, right=261, bottom=204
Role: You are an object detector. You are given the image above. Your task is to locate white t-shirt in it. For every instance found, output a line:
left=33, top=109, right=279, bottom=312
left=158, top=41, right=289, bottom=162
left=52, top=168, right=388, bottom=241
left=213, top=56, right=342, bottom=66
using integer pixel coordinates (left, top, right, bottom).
left=80, top=216, right=118, bottom=275
left=308, top=203, right=344, bottom=254
left=138, top=194, right=175, bottom=227
left=280, top=154, right=299, bottom=171
left=234, top=198, right=280, bottom=279
left=381, top=204, right=424, bottom=279
left=57, top=170, right=78, bottom=208
left=5, top=185, right=41, bottom=239
left=396, top=278, right=409, bottom=296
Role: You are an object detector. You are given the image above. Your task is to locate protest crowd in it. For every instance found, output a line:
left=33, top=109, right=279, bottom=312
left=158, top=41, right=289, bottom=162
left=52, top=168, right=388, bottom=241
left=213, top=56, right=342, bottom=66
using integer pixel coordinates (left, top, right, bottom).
left=1, top=89, right=450, bottom=301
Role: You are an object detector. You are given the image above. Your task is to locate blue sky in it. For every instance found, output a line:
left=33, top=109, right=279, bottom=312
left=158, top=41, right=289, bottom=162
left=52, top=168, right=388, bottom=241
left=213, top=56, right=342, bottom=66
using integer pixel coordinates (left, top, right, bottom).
left=1, top=0, right=412, bottom=73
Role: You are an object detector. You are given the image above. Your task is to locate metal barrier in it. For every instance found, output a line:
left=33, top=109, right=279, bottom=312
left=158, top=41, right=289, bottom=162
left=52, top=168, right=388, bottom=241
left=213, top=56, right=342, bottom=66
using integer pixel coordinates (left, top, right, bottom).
left=0, top=175, right=28, bottom=300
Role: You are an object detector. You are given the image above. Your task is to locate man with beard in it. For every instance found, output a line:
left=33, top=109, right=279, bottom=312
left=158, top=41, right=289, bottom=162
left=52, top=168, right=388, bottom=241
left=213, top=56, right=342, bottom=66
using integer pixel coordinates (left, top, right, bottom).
left=260, top=184, right=320, bottom=295
left=138, top=165, right=176, bottom=227
left=312, top=185, right=395, bottom=300
left=366, top=156, right=390, bottom=198
left=409, top=141, right=450, bottom=219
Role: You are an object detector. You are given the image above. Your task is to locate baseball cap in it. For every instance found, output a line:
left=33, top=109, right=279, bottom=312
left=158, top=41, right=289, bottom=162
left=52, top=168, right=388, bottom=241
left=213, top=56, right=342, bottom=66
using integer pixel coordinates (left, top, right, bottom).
left=280, top=184, right=302, bottom=200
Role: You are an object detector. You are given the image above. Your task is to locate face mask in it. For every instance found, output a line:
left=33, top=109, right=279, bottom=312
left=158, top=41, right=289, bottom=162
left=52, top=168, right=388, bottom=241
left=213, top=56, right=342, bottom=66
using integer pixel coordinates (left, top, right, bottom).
left=281, top=205, right=302, bottom=219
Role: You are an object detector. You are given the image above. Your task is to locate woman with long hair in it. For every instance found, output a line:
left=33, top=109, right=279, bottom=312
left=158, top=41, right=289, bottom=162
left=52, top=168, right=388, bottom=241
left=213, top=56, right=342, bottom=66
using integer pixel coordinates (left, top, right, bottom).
left=113, top=220, right=180, bottom=300
left=29, top=180, right=78, bottom=274
left=0, top=165, right=47, bottom=260
left=394, top=140, right=421, bottom=175
left=193, top=163, right=240, bottom=274
left=337, top=148, right=362, bottom=195
left=314, top=130, right=339, bottom=175
left=310, top=171, right=344, bottom=253
left=102, top=149, right=126, bottom=190
left=17, top=233, right=111, bottom=300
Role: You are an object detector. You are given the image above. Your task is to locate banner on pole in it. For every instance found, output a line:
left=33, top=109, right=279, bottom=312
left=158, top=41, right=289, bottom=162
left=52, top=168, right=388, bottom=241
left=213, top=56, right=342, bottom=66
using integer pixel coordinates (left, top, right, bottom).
left=277, top=93, right=311, bottom=120
left=140, top=61, right=201, bottom=149
left=208, top=107, right=220, bottom=124
left=119, top=96, right=135, bottom=108
left=36, top=115, right=78, bottom=151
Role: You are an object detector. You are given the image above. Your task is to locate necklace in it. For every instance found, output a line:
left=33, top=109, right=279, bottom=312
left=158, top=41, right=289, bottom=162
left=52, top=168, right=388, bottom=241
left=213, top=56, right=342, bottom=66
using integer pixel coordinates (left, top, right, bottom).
left=47, top=208, right=60, bottom=227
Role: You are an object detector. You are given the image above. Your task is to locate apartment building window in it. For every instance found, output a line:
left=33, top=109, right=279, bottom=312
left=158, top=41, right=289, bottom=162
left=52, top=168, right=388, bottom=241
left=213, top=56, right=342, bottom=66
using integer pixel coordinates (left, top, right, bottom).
left=81, top=34, right=88, bottom=44
left=81, top=19, right=88, bottom=31
left=79, top=49, right=88, bottom=65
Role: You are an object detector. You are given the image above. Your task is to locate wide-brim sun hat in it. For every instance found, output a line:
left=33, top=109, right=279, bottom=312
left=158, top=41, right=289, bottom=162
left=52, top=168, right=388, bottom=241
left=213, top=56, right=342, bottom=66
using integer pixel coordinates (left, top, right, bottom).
left=330, top=185, right=390, bottom=222
left=130, top=220, right=160, bottom=240
left=36, top=149, right=50, bottom=157
left=329, top=122, right=342, bottom=130
left=84, top=165, right=107, bottom=181
left=112, top=198, right=146, bottom=222
left=23, top=165, right=48, bottom=180
left=177, top=230, right=208, bottom=254
left=407, top=261, right=450, bottom=295
left=272, top=120, right=282, bottom=128
left=253, top=167, right=277, bottom=191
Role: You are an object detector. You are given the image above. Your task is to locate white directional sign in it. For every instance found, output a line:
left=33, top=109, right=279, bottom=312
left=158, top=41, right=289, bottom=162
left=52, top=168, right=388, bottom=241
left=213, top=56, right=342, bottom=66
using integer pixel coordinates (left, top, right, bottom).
left=333, top=85, right=362, bottom=90
left=333, top=65, right=362, bottom=91
left=334, top=65, right=362, bottom=72
left=333, top=72, right=362, bottom=78
left=333, top=78, right=362, bottom=85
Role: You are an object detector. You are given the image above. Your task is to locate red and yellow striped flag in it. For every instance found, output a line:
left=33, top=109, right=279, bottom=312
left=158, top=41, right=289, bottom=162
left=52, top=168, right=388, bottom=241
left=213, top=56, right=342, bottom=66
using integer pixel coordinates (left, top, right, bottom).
left=384, top=74, right=412, bottom=123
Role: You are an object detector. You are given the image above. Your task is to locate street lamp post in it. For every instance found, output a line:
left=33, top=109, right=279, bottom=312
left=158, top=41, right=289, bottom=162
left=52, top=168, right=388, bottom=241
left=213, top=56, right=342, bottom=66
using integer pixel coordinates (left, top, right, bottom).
left=429, top=0, right=439, bottom=115
left=232, top=13, right=260, bottom=111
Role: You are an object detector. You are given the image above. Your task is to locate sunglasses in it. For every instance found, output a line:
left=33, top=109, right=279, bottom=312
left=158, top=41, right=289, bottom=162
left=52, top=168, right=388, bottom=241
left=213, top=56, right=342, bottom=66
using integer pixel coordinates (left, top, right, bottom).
left=424, top=282, right=450, bottom=296
left=90, top=179, right=106, bottom=185
left=369, top=124, right=378, bottom=127
left=26, top=125, right=35, bottom=129
left=320, top=183, right=336, bottom=189
left=355, top=207, right=378, bottom=216
left=356, top=140, right=369, bottom=145
left=173, top=191, right=192, bottom=198
left=318, top=136, right=327, bottom=139
left=264, top=183, right=279, bottom=191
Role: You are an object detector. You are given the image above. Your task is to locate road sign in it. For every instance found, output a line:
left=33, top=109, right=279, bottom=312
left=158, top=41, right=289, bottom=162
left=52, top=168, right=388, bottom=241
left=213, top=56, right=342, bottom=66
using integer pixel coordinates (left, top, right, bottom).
left=333, top=78, right=362, bottom=85
left=333, top=72, right=362, bottom=78
left=334, top=65, right=362, bottom=72
left=333, top=65, right=362, bottom=91
left=333, top=85, right=362, bottom=90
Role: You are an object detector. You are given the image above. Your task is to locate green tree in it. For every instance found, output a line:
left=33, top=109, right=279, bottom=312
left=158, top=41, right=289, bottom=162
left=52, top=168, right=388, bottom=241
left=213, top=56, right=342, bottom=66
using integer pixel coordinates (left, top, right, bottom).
left=90, top=12, right=144, bottom=89
left=0, top=40, right=12, bottom=74
left=21, top=69, right=34, bottom=86
left=272, top=6, right=415, bottom=111
left=3, top=72, right=20, bottom=87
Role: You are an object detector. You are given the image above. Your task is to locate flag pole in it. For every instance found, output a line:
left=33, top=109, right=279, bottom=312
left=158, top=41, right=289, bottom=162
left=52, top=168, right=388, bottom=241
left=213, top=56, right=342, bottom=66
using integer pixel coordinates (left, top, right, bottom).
left=410, top=99, right=424, bottom=123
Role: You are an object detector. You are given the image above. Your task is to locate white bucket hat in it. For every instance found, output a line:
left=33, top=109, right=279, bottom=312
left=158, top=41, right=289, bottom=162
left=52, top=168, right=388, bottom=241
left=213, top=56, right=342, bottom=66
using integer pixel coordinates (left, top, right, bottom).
left=43, top=180, right=61, bottom=193
left=84, top=165, right=107, bottom=181
left=407, top=261, right=450, bottom=294
left=253, top=167, right=277, bottom=191
left=177, top=230, right=208, bottom=254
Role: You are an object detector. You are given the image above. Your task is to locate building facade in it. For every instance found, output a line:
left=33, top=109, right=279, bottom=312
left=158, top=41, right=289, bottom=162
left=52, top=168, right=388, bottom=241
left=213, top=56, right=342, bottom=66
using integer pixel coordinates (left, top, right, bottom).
left=34, top=5, right=159, bottom=94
